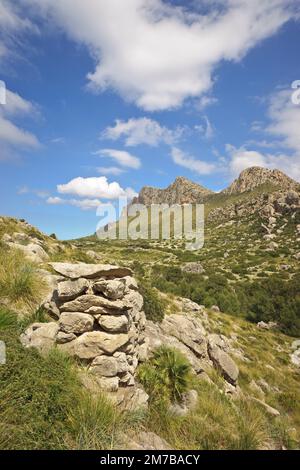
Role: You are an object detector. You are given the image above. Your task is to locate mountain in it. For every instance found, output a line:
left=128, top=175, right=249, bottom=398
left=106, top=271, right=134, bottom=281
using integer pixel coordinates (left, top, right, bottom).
left=222, top=167, right=299, bottom=195
left=132, top=176, right=214, bottom=206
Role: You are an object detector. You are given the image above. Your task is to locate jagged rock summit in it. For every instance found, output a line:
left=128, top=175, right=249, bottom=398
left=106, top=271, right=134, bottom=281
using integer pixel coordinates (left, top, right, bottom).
left=133, top=176, right=214, bottom=206
left=222, top=167, right=299, bottom=195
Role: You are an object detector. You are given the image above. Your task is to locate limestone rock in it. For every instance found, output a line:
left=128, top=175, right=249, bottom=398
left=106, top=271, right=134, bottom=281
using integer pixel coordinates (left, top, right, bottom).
left=59, top=331, right=129, bottom=359
left=90, top=356, right=119, bottom=377
left=56, top=331, right=77, bottom=344
left=97, top=314, right=129, bottom=333
left=49, top=262, right=132, bottom=279
left=111, top=386, right=149, bottom=412
left=208, top=342, right=239, bottom=385
left=57, top=278, right=89, bottom=301
left=59, top=312, right=94, bottom=334
left=95, top=376, right=119, bottom=392
left=251, top=397, right=280, bottom=417
left=20, top=322, right=59, bottom=354
left=8, top=242, right=49, bottom=263
left=60, top=294, right=129, bottom=314
left=93, top=279, right=126, bottom=300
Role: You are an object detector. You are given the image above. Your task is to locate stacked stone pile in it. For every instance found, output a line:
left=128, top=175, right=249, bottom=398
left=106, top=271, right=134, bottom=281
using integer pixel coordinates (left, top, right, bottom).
left=21, top=262, right=147, bottom=393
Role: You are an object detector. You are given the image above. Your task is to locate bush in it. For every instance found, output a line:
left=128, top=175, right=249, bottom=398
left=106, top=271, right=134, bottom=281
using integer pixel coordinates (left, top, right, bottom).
left=139, top=346, right=191, bottom=403
left=139, top=283, right=165, bottom=323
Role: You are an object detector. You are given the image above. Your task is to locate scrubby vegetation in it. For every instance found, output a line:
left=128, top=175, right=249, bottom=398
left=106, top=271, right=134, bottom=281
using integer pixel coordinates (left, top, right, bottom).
left=139, top=282, right=165, bottom=323
left=150, top=265, right=300, bottom=336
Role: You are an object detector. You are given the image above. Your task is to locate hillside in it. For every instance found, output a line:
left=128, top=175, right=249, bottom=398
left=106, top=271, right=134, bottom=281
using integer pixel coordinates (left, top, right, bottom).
left=0, top=166, right=299, bottom=451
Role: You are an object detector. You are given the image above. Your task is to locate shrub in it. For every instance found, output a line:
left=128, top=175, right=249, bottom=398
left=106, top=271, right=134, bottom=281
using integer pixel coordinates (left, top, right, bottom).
left=139, top=346, right=191, bottom=403
left=139, top=283, right=165, bottom=323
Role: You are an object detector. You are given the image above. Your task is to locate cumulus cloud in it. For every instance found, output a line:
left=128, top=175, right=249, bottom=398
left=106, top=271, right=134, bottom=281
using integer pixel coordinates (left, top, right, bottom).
left=226, top=86, right=300, bottom=181
left=94, top=149, right=141, bottom=169
left=57, top=175, right=137, bottom=200
left=102, top=117, right=185, bottom=147
left=171, top=147, right=216, bottom=175
left=20, top=0, right=299, bottom=110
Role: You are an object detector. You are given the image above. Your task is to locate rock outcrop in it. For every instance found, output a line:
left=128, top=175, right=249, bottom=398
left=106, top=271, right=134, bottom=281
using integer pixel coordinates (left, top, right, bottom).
left=132, top=176, right=213, bottom=206
left=222, top=167, right=299, bottom=195
left=21, top=262, right=147, bottom=400
left=144, top=300, right=239, bottom=385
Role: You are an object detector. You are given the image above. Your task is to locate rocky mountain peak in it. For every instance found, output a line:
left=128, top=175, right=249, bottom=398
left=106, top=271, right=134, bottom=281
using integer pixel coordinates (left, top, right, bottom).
left=133, top=176, right=213, bottom=206
left=222, top=166, right=299, bottom=195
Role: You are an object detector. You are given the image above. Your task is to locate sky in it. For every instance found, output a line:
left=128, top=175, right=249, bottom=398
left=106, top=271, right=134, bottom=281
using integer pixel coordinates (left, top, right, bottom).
left=0, top=0, right=300, bottom=239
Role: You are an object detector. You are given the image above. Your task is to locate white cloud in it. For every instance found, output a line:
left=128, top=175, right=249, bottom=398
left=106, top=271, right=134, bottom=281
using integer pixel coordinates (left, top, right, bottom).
left=171, top=147, right=215, bottom=175
left=0, top=89, right=40, bottom=155
left=57, top=175, right=136, bottom=200
left=97, top=166, right=126, bottom=176
left=226, top=145, right=300, bottom=181
left=0, top=115, right=39, bottom=148
left=46, top=196, right=102, bottom=211
left=226, top=85, right=300, bottom=181
left=102, top=117, right=184, bottom=147
left=195, top=95, right=218, bottom=111
left=94, top=149, right=141, bottom=169
left=0, top=1, right=37, bottom=62
left=20, top=0, right=299, bottom=110
left=47, top=196, right=64, bottom=205
left=267, top=89, right=300, bottom=154
left=195, top=116, right=214, bottom=140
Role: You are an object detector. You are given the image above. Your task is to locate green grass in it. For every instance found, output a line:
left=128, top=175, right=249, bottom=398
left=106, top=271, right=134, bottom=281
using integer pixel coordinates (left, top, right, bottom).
left=0, top=309, right=137, bottom=450
left=0, top=247, right=46, bottom=313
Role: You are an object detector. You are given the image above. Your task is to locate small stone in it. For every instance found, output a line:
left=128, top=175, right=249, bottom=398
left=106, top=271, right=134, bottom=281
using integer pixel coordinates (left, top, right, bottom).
left=56, top=331, right=77, bottom=344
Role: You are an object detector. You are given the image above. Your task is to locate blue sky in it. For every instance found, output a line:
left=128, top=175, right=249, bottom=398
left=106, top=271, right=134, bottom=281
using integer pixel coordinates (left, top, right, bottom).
left=0, top=0, right=300, bottom=239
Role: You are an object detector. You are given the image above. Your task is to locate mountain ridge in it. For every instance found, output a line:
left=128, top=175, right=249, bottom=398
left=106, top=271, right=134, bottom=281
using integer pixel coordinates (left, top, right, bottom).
left=132, top=167, right=299, bottom=206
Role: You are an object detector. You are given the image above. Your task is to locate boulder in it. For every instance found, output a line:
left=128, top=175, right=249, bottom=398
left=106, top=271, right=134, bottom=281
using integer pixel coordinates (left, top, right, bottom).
left=57, top=278, right=89, bottom=301
left=49, top=262, right=132, bottom=279
left=9, top=242, right=49, bottom=263
left=20, top=322, right=59, bottom=354
left=59, top=312, right=94, bottom=334
left=93, top=279, right=126, bottom=300
left=208, top=342, right=239, bottom=385
left=59, top=331, right=129, bottom=359
left=97, top=314, right=129, bottom=333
